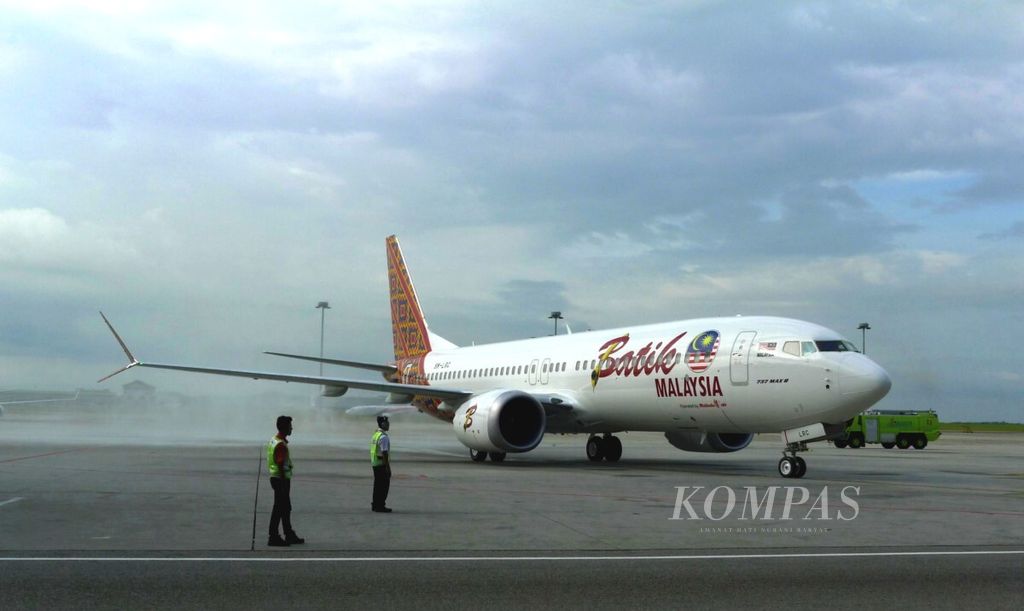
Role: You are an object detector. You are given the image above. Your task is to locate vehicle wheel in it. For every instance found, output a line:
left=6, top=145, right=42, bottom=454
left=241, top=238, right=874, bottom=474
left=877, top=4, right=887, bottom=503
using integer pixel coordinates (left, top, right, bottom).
left=848, top=434, right=864, bottom=449
left=794, top=456, right=807, bottom=478
left=896, top=435, right=911, bottom=450
left=912, top=436, right=927, bottom=450
left=778, top=457, right=795, bottom=478
left=603, top=436, right=623, bottom=462
left=881, top=442, right=895, bottom=449
left=488, top=452, right=506, bottom=462
left=470, top=449, right=488, bottom=462
left=833, top=438, right=848, bottom=449
left=586, top=436, right=605, bottom=462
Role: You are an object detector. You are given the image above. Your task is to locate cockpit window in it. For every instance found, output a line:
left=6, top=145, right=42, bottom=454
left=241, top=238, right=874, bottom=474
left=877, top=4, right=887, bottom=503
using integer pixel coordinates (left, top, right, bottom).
left=815, top=340, right=860, bottom=353
left=783, top=341, right=800, bottom=357
left=801, top=341, right=817, bottom=356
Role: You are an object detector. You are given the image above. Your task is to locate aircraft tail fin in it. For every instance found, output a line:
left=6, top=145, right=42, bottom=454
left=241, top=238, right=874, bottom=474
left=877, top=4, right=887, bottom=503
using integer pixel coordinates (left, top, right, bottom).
left=387, top=235, right=437, bottom=361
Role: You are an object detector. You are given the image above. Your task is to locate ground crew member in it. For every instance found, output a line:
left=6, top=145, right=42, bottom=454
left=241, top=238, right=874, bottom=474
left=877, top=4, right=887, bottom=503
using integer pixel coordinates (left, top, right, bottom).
left=267, top=415, right=304, bottom=546
left=370, top=415, right=392, bottom=513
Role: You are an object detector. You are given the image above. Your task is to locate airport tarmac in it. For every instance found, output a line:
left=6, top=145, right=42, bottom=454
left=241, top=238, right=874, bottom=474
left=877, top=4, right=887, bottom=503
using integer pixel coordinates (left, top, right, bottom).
left=1, top=410, right=1022, bottom=608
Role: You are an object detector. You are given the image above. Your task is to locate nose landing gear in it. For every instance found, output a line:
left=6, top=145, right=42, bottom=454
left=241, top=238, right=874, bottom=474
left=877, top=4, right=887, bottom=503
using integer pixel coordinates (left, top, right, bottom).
left=779, top=442, right=808, bottom=478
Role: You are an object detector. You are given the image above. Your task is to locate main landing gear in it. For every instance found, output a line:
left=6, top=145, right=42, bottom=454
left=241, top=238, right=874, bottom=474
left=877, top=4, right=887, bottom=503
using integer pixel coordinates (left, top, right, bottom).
left=586, top=434, right=622, bottom=463
left=778, top=442, right=808, bottom=479
left=470, top=449, right=506, bottom=462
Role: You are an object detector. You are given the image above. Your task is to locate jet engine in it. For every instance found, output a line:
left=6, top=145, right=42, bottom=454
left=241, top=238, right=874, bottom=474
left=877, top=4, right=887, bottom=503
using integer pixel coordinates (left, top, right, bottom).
left=453, top=390, right=546, bottom=453
left=664, top=431, right=754, bottom=453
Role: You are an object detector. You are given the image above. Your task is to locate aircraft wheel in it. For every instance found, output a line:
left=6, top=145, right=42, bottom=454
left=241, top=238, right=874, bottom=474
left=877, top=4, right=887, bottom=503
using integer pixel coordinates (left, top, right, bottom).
left=488, top=452, right=507, bottom=463
left=603, top=436, right=623, bottom=462
left=896, top=435, right=911, bottom=450
left=794, top=456, right=807, bottom=478
left=848, top=434, right=865, bottom=449
left=586, top=436, right=605, bottom=462
left=912, top=436, right=927, bottom=450
left=881, top=442, right=896, bottom=449
left=470, top=449, right=488, bottom=462
left=833, top=439, right=848, bottom=449
left=778, top=457, right=796, bottom=478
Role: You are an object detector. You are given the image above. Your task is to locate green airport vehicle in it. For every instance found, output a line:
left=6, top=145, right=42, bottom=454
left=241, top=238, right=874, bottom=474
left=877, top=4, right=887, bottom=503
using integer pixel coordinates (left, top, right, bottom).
left=834, top=410, right=941, bottom=450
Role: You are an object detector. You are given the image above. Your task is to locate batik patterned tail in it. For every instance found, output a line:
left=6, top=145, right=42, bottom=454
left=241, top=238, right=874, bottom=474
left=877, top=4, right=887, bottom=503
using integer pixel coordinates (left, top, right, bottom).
left=387, top=235, right=432, bottom=361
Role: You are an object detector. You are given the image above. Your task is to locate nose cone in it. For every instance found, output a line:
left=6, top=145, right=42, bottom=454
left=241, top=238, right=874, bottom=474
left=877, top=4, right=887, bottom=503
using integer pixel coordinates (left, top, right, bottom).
left=839, top=355, right=892, bottom=405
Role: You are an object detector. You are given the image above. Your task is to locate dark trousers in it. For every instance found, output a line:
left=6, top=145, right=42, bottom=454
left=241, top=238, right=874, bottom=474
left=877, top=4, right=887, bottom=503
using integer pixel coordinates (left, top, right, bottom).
left=372, top=465, right=391, bottom=509
left=269, top=477, right=293, bottom=536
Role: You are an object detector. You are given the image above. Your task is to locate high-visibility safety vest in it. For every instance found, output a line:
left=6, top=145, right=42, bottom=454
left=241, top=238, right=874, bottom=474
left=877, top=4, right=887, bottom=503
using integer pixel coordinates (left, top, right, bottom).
left=370, top=431, right=388, bottom=467
left=267, top=436, right=293, bottom=479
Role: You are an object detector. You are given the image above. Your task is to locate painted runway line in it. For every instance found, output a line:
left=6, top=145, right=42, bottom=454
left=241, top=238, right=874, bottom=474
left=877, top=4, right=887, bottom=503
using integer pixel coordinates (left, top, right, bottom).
left=1, top=550, right=1021, bottom=562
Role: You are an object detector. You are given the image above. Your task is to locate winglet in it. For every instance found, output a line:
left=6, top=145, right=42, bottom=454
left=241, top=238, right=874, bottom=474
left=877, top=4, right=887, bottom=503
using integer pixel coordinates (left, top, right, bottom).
left=98, top=311, right=140, bottom=382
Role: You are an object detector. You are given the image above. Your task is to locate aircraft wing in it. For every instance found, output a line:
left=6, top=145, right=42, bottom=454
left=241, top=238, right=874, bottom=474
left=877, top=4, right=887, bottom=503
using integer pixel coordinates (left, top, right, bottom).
left=98, top=313, right=471, bottom=402
left=263, top=351, right=398, bottom=375
left=345, top=404, right=423, bottom=417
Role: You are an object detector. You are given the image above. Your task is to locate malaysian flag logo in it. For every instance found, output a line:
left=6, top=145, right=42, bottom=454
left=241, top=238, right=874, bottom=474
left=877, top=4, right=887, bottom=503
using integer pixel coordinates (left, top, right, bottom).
left=686, top=330, right=720, bottom=373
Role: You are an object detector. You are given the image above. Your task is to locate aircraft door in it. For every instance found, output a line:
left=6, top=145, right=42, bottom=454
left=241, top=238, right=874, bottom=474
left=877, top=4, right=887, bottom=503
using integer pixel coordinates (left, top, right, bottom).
left=528, top=359, right=540, bottom=385
left=730, top=331, right=757, bottom=385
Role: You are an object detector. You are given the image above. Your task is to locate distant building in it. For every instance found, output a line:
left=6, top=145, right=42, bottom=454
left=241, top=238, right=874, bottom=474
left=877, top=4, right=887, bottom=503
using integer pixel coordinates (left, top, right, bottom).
left=122, top=380, right=156, bottom=407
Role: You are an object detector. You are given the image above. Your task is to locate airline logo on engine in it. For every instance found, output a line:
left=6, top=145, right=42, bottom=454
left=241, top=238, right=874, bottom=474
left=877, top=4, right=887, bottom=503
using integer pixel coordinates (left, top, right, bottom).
left=462, top=404, right=477, bottom=431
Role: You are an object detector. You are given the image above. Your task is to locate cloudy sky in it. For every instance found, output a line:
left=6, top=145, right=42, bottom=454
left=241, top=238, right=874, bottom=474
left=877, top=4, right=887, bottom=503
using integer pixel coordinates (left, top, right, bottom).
left=1, top=1, right=1021, bottom=421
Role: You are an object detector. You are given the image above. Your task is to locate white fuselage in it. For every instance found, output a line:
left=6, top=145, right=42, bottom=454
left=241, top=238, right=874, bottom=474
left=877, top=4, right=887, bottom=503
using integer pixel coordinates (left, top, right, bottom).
left=417, top=316, right=890, bottom=434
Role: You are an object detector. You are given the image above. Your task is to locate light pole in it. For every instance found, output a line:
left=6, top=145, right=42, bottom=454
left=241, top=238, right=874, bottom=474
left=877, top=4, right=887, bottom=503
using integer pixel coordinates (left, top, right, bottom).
left=549, top=311, right=563, bottom=336
left=857, top=322, right=871, bottom=354
left=316, top=301, right=331, bottom=375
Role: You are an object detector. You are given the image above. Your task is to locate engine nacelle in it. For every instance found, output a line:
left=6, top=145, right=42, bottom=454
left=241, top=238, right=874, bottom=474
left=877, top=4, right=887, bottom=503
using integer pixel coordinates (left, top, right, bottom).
left=665, top=431, right=754, bottom=453
left=321, top=385, right=348, bottom=397
left=453, top=390, right=546, bottom=453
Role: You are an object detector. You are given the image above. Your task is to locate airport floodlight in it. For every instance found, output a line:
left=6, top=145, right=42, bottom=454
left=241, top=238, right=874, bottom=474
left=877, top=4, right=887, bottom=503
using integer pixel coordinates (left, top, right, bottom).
left=858, top=322, right=871, bottom=354
left=316, top=302, right=331, bottom=375
left=549, top=311, right=563, bottom=336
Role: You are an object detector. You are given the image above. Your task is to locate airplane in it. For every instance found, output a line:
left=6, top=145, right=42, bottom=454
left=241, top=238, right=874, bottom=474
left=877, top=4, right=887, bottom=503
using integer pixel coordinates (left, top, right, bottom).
left=0, top=390, right=80, bottom=416
left=100, top=235, right=891, bottom=478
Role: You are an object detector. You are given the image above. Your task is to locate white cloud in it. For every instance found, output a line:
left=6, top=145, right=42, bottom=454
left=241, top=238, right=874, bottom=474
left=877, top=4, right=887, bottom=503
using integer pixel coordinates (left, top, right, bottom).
left=840, top=62, right=1024, bottom=151
left=915, top=250, right=966, bottom=275
left=578, top=52, right=704, bottom=105
left=0, top=208, right=136, bottom=274
left=885, top=169, right=970, bottom=183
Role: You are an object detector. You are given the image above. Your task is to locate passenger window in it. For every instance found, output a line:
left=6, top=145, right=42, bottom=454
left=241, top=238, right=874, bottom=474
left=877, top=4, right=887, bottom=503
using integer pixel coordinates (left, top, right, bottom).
left=783, top=341, right=800, bottom=357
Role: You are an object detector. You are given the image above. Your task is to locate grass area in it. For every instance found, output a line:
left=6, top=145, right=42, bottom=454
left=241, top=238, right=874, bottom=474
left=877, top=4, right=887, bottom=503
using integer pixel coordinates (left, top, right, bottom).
left=940, top=422, right=1024, bottom=433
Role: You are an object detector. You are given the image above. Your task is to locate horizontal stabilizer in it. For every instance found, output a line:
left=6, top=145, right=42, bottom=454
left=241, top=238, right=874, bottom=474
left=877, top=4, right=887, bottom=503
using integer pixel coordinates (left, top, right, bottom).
left=264, top=351, right=397, bottom=375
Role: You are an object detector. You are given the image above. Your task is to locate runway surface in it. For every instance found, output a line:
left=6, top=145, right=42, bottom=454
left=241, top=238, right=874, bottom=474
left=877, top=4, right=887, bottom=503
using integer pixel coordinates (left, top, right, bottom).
left=1, top=409, right=1021, bottom=609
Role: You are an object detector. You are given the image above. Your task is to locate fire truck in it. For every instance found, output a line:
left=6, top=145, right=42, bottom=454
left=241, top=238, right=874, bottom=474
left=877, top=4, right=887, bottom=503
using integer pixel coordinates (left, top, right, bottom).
left=834, top=410, right=941, bottom=449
